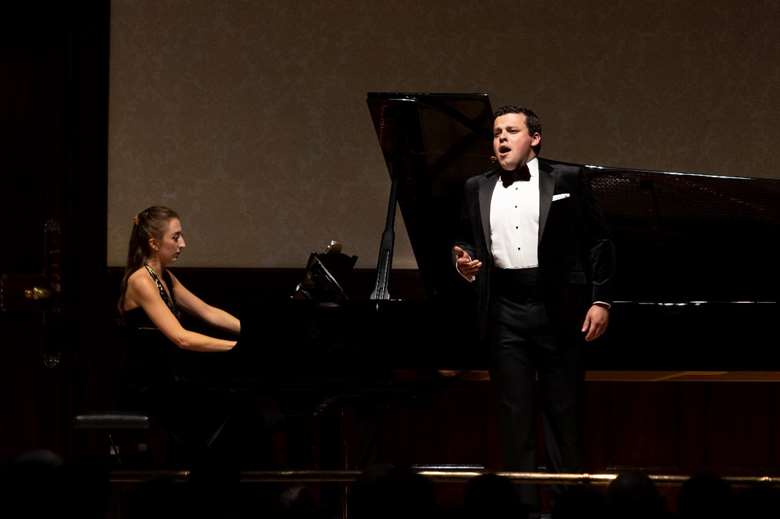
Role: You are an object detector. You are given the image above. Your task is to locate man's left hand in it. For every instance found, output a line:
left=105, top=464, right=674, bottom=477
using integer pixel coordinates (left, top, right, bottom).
left=581, top=304, right=609, bottom=342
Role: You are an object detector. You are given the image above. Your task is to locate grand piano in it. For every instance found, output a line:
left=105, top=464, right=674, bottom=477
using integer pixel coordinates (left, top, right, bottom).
left=233, top=92, right=780, bottom=397
left=364, top=91, right=780, bottom=372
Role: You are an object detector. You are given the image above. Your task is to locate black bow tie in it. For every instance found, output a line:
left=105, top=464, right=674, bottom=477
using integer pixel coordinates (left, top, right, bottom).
left=500, top=164, right=531, bottom=187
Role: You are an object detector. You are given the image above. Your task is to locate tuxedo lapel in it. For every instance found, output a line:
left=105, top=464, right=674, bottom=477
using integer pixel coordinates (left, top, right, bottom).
left=538, top=159, right=555, bottom=240
left=478, top=172, right=498, bottom=252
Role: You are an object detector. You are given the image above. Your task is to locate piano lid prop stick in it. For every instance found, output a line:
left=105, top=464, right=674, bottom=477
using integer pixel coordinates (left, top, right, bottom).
left=370, top=171, right=399, bottom=301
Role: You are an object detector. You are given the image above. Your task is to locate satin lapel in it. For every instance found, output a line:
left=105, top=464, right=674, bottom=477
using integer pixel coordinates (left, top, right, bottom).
left=478, top=173, right=498, bottom=252
left=538, top=160, right=555, bottom=241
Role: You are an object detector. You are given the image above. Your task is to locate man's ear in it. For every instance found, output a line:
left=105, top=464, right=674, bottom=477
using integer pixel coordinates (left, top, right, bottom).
left=531, top=133, right=542, bottom=147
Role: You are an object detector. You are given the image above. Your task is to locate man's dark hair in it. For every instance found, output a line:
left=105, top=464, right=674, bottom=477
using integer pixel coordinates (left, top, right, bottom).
left=493, top=105, right=542, bottom=154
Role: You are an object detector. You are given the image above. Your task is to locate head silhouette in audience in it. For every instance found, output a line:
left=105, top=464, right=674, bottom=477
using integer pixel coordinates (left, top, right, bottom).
left=606, top=470, right=665, bottom=519
left=349, top=464, right=437, bottom=519
left=736, top=482, right=780, bottom=519
left=463, top=473, right=528, bottom=519
left=552, top=484, right=605, bottom=519
left=677, top=472, right=732, bottom=519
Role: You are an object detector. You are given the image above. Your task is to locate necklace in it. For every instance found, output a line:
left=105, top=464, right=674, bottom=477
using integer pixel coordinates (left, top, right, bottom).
left=143, top=264, right=179, bottom=317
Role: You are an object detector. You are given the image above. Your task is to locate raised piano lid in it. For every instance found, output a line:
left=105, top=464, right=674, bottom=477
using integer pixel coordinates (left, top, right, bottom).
left=367, top=92, right=494, bottom=301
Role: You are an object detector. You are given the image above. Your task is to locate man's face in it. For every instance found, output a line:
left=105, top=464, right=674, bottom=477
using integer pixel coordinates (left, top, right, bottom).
left=493, top=113, right=541, bottom=171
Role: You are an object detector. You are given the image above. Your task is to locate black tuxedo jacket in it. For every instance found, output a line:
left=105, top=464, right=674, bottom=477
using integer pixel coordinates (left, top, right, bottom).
left=456, top=158, right=616, bottom=339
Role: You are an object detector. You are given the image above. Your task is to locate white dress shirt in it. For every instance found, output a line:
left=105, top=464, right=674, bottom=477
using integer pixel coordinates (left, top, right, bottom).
left=490, top=157, right=540, bottom=269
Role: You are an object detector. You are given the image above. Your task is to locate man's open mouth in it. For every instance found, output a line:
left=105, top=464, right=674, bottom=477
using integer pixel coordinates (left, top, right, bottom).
left=499, top=145, right=511, bottom=154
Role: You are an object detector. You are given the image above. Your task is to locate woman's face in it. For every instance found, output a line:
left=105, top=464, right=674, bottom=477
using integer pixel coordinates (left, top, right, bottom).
left=152, top=218, right=186, bottom=266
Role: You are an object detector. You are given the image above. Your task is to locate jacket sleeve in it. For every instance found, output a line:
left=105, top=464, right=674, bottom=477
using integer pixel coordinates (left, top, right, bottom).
left=454, top=177, right=478, bottom=262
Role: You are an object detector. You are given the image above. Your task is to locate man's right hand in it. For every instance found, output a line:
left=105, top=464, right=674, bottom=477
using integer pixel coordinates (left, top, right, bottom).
left=453, top=245, right=482, bottom=281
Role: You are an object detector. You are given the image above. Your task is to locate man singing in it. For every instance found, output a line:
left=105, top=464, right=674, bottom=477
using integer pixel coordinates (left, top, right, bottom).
left=453, top=105, right=615, bottom=510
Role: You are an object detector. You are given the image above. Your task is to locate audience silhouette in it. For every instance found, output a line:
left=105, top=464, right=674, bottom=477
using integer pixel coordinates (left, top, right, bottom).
left=6, top=449, right=780, bottom=518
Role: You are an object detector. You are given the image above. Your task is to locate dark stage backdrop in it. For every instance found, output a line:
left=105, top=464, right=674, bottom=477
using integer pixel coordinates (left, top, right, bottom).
left=107, top=0, right=780, bottom=269
left=1, top=1, right=109, bottom=459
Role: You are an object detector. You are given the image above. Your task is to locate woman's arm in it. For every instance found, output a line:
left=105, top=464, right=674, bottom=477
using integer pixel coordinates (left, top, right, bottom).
left=169, top=271, right=241, bottom=335
left=126, top=273, right=236, bottom=352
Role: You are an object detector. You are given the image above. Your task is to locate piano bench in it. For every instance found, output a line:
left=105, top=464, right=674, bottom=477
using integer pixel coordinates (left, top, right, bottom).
left=72, top=412, right=153, bottom=466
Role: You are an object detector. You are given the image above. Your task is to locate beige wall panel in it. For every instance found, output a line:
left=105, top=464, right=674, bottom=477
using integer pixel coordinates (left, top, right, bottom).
left=108, top=0, right=780, bottom=268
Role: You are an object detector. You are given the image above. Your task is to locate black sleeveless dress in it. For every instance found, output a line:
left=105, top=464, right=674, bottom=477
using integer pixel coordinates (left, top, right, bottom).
left=119, top=268, right=228, bottom=450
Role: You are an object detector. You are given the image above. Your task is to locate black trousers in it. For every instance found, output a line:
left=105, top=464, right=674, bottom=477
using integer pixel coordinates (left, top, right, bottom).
left=488, top=269, right=585, bottom=506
